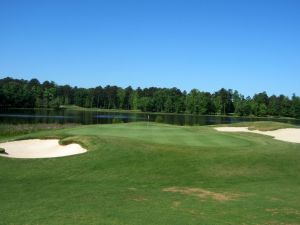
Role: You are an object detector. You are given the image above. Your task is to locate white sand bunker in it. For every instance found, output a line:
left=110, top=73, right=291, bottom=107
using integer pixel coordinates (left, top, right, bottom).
left=0, top=139, right=87, bottom=159
left=215, top=127, right=300, bottom=144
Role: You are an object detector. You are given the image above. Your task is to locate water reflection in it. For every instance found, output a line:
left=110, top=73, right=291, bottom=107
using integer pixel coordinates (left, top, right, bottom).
left=0, top=114, right=74, bottom=119
left=0, top=108, right=299, bottom=126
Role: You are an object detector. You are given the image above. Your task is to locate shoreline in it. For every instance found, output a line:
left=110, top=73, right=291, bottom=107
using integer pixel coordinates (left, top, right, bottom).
left=1, top=106, right=300, bottom=121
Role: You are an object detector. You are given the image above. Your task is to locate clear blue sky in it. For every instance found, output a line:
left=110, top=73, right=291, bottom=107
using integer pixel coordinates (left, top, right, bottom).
left=1, top=0, right=299, bottom=97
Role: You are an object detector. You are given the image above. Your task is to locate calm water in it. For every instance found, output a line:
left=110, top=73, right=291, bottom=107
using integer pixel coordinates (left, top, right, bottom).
left=0, top=108, right=300, bottom=126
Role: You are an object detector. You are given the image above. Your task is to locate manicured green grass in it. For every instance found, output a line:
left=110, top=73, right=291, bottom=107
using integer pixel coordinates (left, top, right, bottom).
left=0, top=122, right=300, bottom=225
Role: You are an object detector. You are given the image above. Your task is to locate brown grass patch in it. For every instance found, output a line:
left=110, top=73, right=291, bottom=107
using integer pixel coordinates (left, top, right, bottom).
left=163, top=187, right=239, bottom=201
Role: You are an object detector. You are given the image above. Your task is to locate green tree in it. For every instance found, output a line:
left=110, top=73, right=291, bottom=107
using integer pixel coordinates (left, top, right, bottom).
left=258, top=103, right=268, bottom=116
left=291, top=94, right=300, bottom=118
left=268, top=95, right=280, bottom=116
left=1, top=77, right=300, bottom=119
left=213, top=88, right=234, bottom=114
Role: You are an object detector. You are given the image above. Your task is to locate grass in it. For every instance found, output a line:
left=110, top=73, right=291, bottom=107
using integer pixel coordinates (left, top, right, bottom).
left=0, top=121, right=300, bottom=224
left=216, top=121, right=296, bottom=131
left=0, top=123, right=78, bottom=139
left=60, top=104, right=142, bottom=113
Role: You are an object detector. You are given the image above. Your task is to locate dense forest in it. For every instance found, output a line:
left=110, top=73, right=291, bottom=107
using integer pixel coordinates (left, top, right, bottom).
left=0, top=77, right=300, bottom=118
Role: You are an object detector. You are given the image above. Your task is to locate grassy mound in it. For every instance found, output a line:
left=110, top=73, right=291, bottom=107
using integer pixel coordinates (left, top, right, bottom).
left=0, top=123, right=77, bottom=138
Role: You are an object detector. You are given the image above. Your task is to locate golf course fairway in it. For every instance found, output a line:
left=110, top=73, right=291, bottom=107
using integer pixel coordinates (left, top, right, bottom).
left=0, top=122, right=300, bottom=225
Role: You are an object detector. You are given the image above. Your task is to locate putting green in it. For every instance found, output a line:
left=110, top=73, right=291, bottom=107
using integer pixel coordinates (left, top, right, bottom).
left=0, top=122, right=299, bottom=225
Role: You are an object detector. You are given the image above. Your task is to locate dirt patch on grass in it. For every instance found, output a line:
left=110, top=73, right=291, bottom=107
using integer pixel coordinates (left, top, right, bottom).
left=163, top=187, right=239, bottom=201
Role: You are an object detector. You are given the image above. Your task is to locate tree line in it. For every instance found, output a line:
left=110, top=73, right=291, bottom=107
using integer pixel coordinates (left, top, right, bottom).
left=1, top=77, right=300, bottom=118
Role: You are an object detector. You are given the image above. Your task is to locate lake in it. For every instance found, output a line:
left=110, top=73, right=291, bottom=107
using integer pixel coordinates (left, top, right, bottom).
left=0, top=108, right=300, bottom=126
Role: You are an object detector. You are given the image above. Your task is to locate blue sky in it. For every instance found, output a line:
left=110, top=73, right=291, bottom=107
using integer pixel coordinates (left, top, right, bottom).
left=1, top=0, right=299, bottom=97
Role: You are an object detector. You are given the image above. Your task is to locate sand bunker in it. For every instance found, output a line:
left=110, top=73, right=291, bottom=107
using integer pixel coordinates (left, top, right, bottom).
left=0, top=139, right=87, bottom=159
left=215, top=127, right=300, bottom=144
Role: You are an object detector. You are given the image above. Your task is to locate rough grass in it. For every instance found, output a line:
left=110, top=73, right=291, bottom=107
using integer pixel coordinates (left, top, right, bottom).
left=0, top=123, right=78, bottom=138
left=216, top=121, right=296, bottom=131
left=0, top=122, right=300, bottom=225
left=61, top=104, right=141, bottom=113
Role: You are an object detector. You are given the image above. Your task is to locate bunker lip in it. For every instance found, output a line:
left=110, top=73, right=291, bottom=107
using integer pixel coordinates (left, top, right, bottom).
left=215, top=127, right=300, bottom=144
left=0, top=139, right=87, bottom=159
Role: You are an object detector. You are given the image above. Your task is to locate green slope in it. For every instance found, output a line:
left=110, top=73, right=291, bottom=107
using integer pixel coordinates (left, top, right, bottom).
left=0, top=122, right=299, bottom=225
